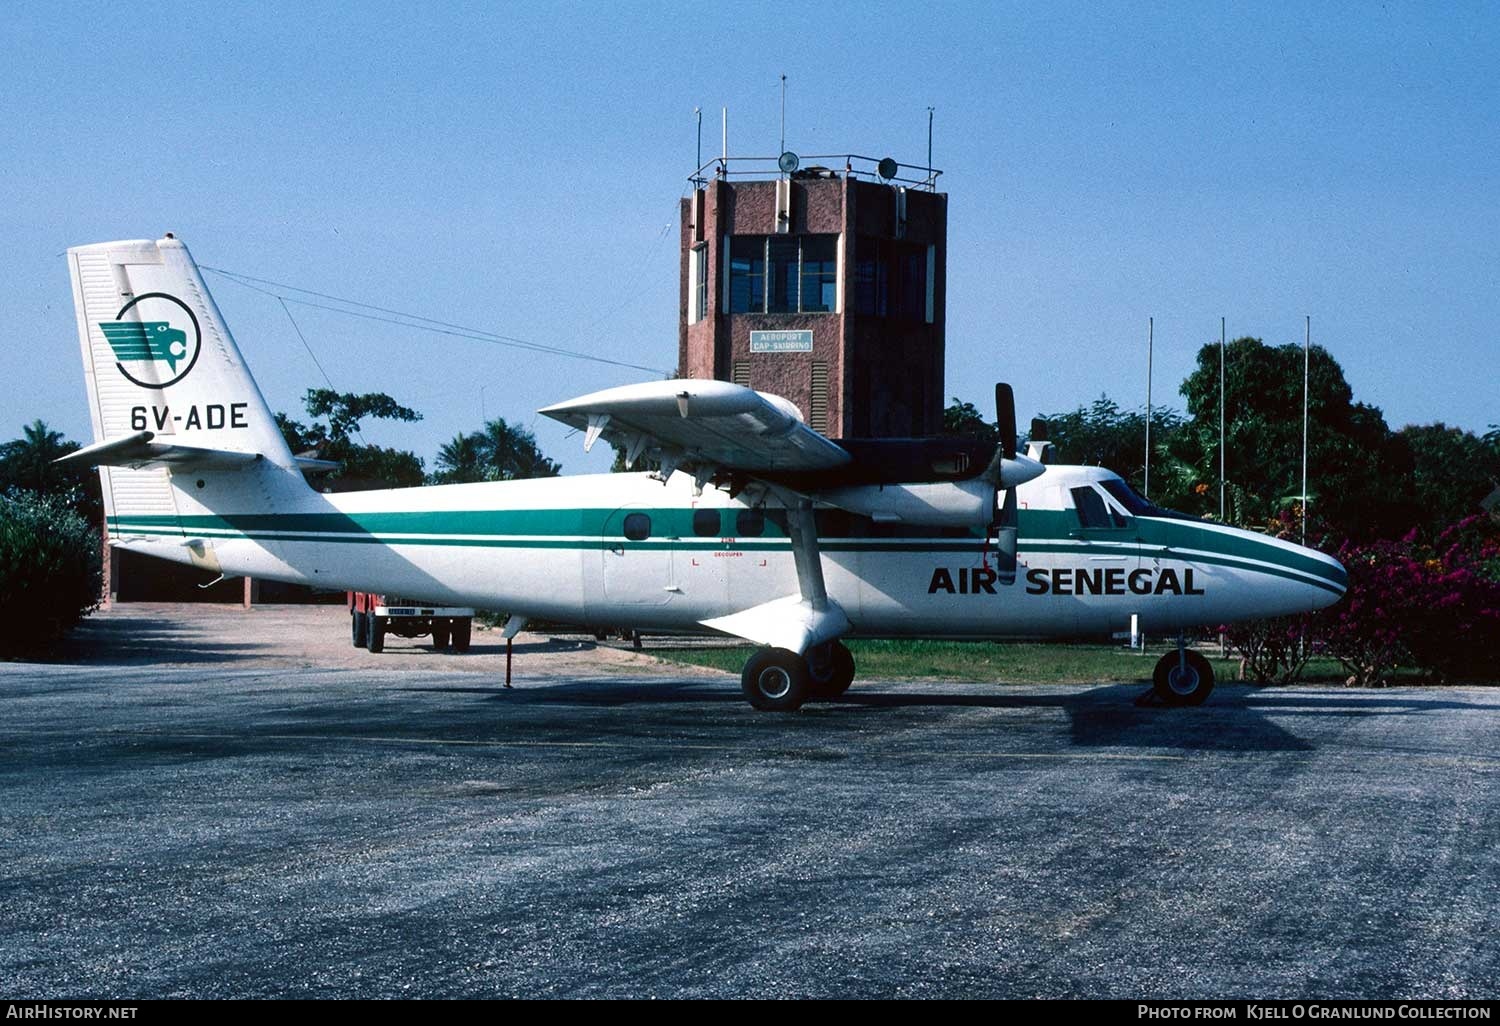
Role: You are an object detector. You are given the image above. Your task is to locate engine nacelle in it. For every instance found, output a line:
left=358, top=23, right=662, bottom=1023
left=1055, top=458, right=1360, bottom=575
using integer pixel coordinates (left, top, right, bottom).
left=815, top=479, right=995, bottom=531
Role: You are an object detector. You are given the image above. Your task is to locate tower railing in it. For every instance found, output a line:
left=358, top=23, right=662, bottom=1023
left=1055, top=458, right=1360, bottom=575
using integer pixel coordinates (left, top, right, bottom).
left=688, top=153, right=942, bottom=191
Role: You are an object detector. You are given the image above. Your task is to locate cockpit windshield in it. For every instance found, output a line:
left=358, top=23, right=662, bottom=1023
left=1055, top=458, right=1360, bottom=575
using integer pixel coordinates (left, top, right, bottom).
left=1099, top=478, right=1204, bottom=522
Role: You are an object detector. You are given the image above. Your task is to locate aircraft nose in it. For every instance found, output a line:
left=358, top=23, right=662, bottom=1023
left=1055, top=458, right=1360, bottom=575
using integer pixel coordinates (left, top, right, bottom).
left=1297, top=543, right=1347, bottom=609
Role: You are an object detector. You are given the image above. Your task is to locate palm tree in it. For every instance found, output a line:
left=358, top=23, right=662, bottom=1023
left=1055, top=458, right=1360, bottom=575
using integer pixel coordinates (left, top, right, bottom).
left=479, top=418, right=560, bottom=481
left=0, top=420, right=101, bottom=521
left=1, top=421, right=78, bottom=493
left=433, top=432, right=489, bottom=484
left=430, top=419, right=561, bottom=484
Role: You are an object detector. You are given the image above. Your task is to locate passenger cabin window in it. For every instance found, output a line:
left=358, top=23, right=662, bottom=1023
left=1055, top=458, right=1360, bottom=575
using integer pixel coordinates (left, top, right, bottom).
left=1070, top=486, right=1127, bottom=529
left=692, top=509, right=721, bottom=537
left=623, top=513, right=652, bottom=541
left=735, top=509, right=765, bottom=537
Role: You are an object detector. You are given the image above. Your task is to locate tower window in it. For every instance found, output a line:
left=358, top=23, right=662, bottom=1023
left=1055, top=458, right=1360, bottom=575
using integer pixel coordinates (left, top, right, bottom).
left=727, top=235, right=838, bottom=314
left=690, top=243, right=708, bottom=324
left=800, top=236, right=837, bottom=313
left=729, top=236, right=765, bottom=313
left=853, top=236, right=930, bottom=322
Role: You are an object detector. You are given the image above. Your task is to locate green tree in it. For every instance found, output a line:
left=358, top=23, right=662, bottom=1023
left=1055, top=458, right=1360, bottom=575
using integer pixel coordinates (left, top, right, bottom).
left=1171, top=337, right=1416, bottom=540
left=434, top=431, right=489, bottom=483
left=940, top=398, right=1000, bottom=449
left=1400, top=423, right=1500, bottom=530
left=0, top=420, right=102, bottom=523
left=277, top=390, right=426, bottom=489
left=431, top=417, right=560, bottom=484
left=303, top=389, right=421, bottom=441
left=1034, top=397, right=1183, bottom=498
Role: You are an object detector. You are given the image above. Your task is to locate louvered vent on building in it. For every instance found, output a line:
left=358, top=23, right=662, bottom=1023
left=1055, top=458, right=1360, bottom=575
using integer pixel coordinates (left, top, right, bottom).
left=810, top=361, right=829, bottom=434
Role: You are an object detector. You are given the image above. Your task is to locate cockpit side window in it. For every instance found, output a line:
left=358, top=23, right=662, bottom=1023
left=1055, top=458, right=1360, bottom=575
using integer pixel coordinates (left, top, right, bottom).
left=1070, top=486, right=1118, bottom=529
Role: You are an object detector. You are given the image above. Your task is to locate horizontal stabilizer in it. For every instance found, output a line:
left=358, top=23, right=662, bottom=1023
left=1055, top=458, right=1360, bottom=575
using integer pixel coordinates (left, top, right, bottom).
left=55, top=430, right=263, bottom=471
left=700, top=594, right=852, bottom=654
left=294, top=455, right=341, bottom=473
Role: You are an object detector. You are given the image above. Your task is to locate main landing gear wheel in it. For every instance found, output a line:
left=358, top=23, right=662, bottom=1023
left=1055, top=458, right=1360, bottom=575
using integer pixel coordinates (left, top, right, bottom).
left=352, top=610, right=368, bottom=648
left=432, top=625, right=451, bottom=650
left=806, top=641, right=856, bottom=700
left=741, top=647, right=811, bottom=712
left=1153, top=649, right=1214, bottom=706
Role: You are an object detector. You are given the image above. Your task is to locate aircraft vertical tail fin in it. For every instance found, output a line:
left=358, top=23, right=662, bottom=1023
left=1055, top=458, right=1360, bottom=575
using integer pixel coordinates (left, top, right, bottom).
left=66, top=235, right=308, bottom=525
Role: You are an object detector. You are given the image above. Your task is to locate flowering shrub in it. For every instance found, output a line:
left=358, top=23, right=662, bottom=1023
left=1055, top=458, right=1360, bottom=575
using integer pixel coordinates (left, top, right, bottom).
left=1399, top=517, right=1500, bottom=680
left=1317, top=516, right=1500, bottom=685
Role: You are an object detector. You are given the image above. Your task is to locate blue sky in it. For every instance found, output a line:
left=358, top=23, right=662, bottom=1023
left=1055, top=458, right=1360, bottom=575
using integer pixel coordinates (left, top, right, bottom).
left=3, top=2, right=1495, bottom=473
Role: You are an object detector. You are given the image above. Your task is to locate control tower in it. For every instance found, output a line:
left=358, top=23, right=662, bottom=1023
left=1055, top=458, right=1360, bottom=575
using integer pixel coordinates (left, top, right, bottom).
left=678, top=152, right=947, bottom=438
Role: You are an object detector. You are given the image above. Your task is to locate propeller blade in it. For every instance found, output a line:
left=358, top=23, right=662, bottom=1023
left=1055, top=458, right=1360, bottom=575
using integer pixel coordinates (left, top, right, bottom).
left=1030, top=417, right=1049, bottom=443
left=993, top=486, right=1018, bottom=586
left=995, top=383, right=1017, bottom=460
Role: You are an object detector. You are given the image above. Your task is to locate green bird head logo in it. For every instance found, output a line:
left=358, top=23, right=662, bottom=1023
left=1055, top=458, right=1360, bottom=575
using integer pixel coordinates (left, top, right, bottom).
left=100, top=321, right=189, bottom=371
left=99, top=293, right=202, bottom=389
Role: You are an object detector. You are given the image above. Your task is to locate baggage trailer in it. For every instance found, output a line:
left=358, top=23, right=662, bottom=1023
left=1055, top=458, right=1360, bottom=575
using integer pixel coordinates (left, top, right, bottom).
left=348, top=592, right=476, bottom=653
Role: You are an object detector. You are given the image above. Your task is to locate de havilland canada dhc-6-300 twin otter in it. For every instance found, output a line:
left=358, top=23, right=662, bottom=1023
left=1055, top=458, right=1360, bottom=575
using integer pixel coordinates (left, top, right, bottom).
left=59, top=236, right=1347, bottom=710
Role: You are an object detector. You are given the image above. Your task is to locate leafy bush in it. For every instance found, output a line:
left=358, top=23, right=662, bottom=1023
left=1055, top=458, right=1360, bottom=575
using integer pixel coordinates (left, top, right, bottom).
left=0, top=490, right=102, bottom=651
left=1227, top=614, right=1315, bottom=684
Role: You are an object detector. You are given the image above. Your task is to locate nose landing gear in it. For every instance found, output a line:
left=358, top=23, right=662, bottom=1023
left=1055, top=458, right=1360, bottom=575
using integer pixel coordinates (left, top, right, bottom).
left=1152, top=639, right=1215, bottom=706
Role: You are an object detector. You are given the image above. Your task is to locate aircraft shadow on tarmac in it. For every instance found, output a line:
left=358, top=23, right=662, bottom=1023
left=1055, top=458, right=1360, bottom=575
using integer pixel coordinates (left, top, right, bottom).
left=36, top=615, right=281, bottom=666
left=396, top=677, right=1377, bottom=754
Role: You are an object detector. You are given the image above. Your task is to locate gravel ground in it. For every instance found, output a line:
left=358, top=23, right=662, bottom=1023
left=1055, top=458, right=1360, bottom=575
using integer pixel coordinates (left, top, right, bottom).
left=1, top=604, right=1497, bottom=999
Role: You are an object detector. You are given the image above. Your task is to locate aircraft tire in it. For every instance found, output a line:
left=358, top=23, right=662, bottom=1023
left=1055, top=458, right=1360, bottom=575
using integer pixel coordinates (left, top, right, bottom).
left=432, top=624, right=451, bottom=650
left=368, top=614, right=386, bottom=654
left=451, top=618, right=472, bottom=653
left=352, top=611, right=368, bottom=648
left=1153, top=649, right=1214, bottom=706
left=806, top=641, right=856, bottom=700
left=741, top=647, right=810, bottom=712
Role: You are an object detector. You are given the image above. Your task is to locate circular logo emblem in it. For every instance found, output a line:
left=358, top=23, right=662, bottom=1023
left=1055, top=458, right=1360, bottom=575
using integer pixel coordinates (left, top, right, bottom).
left=99, top=292, right=202, bottom=389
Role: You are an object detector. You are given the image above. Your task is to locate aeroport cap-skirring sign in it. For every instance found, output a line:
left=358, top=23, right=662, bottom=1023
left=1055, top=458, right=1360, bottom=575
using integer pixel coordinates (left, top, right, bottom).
left=749, top=330, right=814, bottom=353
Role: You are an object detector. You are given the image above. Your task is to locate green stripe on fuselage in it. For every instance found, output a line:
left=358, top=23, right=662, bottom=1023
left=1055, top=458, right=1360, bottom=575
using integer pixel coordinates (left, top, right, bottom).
left=108, top=506, right=1344, bottom=592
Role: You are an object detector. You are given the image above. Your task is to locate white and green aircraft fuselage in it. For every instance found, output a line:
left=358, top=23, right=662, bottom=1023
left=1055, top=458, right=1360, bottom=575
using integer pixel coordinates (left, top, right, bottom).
left=62, top=237, right=1346, bottom=710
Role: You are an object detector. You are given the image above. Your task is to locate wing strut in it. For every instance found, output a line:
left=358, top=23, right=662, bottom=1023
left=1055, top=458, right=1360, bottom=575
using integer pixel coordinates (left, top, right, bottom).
left=699, top=491, right=850, bottom=654
left=786, top=499, right=830, bottom=613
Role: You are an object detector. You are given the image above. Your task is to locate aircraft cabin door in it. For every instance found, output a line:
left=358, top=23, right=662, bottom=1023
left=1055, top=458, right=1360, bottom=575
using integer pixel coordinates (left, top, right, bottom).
left=600, top=505, right=677, bottom=606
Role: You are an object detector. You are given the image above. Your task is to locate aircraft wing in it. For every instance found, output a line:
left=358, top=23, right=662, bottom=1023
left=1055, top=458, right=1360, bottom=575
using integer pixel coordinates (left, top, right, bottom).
left=539, top=379, right=850, bottom=476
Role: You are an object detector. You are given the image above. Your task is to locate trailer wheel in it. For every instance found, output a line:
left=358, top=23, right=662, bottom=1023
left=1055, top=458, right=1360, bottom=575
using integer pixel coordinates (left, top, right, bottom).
left=451, top=618, right=472, bottom=653
left=352, top=610, right=368, bottom=648
left=432, top=624, right=451, bottom=650
left=367, top=614, right=386, bottom=653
